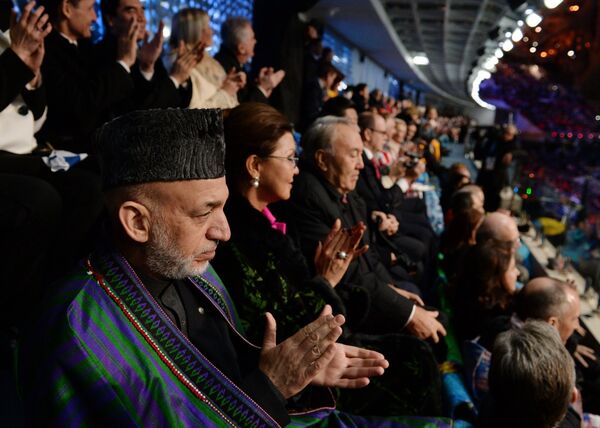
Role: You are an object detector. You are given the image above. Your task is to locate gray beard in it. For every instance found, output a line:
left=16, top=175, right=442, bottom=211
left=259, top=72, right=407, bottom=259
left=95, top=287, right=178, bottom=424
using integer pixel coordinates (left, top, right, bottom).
left=145, top=219, right=210, bottom=280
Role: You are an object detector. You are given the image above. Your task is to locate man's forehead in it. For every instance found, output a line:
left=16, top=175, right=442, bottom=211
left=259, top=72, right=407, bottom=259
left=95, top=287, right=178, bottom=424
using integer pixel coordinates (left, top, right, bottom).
left=334, top=125, right=362, bottom=149
left=151, top=178, right=228, bottom=201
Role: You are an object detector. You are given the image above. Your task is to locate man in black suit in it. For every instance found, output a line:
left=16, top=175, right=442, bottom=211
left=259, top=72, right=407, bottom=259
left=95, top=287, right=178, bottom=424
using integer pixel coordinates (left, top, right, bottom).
left=299, top=61, right=338, bottom=131
left=0, top=1, right=103, bottom=328
left=214, top=16, right=284, bottom=104
left=96, top=0, right=198, bottom=115
left=356, top=112, right=437, bottom=289
left=36, top=0, right=137, bottom=151
left=280, top=115, right=446, bottom=342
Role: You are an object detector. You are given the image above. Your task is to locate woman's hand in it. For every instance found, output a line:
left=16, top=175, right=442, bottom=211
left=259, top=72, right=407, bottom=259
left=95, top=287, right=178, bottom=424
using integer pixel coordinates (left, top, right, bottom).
left=314, top=219, right=368, bottom=287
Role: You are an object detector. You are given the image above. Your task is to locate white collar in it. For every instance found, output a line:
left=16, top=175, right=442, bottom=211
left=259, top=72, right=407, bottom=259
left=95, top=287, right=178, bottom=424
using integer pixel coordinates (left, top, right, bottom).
left=59, top=32, right=78, bottom=46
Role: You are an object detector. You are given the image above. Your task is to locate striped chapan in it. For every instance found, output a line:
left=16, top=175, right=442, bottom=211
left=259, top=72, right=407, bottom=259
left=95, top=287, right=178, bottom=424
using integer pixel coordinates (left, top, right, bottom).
left=20, top=249, right=453, bottom=428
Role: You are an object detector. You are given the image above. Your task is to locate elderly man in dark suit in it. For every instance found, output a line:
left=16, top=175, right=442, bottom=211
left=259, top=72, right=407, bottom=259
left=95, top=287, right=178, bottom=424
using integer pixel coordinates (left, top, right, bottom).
left=279, top=115, right=446, bottom=343
left=214, top=16, right=284, bottom=104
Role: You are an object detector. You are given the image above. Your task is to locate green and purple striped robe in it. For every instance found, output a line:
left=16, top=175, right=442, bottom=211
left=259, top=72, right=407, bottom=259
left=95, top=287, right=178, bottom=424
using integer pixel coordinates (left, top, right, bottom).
left=21, top=250, right=452, bottom=428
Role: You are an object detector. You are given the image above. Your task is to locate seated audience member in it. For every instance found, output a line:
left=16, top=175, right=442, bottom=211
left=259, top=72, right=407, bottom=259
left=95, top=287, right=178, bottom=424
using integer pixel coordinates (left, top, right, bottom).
left=214, top=102, right=444, bottom=417
left=441, top=203, right=484, bottom=279
left=452, top=183, right=485, bottom=216
left=299, top=61, right=339, bottom=131
left=214, top=17, right=284, bottom=104
left=21, top=108, right=409, bottom=427
left=479, top=321, right=576, bottom=428
left=356, top=111, right=436, bottom=287
left=476, top=210, right=530, bottom=282
left=37, top=0, right=137, bottom=150
left=351, top=82, right=368, bottom=113
left=279, top=115, right=447, bottom=342
left=385, top=118, right=408, bottom=160
left=320, top=95, right=358, bottom=124
left=490, top=278, right=600, bottom=416
left=476, top=211, right=519, bottom=247
left=0, top=1, right=103, bottom=324
left=168, top=8, right=243, bottom=109
left=453, top=239, right=519, bottom=342
left=440, top=162, right=472, bottom=213
left=96, top=0, right=198, bottom=113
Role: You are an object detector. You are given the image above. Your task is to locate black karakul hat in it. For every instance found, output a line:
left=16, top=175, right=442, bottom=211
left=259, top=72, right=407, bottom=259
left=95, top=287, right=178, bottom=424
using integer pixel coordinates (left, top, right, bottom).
left=96, top=108, right=225, bottom=189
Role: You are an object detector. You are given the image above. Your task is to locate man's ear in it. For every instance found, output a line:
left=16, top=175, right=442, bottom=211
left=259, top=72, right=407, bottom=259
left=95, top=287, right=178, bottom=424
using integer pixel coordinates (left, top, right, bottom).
left=314, top=149, right=328, bottom=172
left=61, top=0, right=72, bottom=19
left=547, top=316, right=559, bottom=328
left=362, top=128, right=371, bottom=142
left=118, top=201, right=152, bottom=243
left=245, top=154, right=261, bottom=179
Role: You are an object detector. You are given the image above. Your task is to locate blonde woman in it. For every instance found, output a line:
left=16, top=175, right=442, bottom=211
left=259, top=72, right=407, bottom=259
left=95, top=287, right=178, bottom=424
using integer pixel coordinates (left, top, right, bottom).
left=169, top=8, right=244, bottom=109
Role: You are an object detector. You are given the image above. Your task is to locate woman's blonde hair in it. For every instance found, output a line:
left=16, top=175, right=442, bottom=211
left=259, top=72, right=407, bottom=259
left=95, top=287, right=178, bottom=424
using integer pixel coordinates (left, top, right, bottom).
left=169, top=8, right=210, bottom=49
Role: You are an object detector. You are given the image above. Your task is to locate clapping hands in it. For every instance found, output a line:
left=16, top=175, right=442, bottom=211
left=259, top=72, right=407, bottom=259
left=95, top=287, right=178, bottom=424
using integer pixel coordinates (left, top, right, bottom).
left=314, top=219, right=368, bottom=287
left=10, top=1, right=51, bottom=85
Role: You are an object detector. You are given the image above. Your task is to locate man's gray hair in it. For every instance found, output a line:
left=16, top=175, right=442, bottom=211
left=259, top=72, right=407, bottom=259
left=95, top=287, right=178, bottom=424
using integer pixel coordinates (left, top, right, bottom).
left=301, top=116, right=353, bottom=167
left=221, top=17, right=252, bottom=51
left=487, top=320, right=574, bottom=428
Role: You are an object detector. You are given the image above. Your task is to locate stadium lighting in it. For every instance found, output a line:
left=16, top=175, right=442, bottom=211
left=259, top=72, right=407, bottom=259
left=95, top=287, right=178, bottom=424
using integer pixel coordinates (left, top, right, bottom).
left=471, top=70, right=495, bottom=110
left=412, top=55, right=429, bottom=65
left=495, top=48, right=504, bottom=58
left=526, top=12, right=543, bottom=27
left=502, top=40, right=514, bottom=52
left=512, top=28, right=523, bottom=42
left=544, top=0, right=563, bottom=9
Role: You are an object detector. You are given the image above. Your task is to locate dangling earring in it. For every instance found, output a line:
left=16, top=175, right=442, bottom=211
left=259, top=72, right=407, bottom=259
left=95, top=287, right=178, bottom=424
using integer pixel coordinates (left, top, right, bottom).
left=250, top=177, right=260, bottom=188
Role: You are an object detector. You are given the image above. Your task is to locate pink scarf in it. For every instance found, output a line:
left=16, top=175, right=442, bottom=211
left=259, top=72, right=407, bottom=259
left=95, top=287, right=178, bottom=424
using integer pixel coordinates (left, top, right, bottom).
left=262, top=207, right=287, bottom=235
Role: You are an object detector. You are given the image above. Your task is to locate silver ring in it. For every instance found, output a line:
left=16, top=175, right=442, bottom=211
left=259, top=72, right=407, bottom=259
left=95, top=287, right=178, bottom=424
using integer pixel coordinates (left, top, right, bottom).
left=335, top=251, right=348, bottom=260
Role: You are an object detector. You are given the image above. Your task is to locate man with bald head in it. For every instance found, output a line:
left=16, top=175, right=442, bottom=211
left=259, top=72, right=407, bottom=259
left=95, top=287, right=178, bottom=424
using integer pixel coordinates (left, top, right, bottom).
left=476, top=276, right=600, bottom=421
left=476, top=211, right=520, bottom=250
left=515, top=277, right=581, bottom=343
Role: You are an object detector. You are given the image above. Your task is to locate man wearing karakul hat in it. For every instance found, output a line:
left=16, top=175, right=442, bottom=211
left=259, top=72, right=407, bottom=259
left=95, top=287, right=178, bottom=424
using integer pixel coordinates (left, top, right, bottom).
left=18, top=108, right=446, bottom=427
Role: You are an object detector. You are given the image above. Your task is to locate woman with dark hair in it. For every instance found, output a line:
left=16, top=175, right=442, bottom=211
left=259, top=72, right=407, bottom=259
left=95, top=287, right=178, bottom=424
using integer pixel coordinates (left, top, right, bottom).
left=452, top=239, right=519, bottom=342
left=213, top=102, right=444, bottom=417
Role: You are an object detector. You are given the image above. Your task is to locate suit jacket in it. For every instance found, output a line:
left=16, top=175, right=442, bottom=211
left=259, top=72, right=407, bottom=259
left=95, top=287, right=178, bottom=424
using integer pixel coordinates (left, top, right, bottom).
left=356, top=152, right=401, bottom=215
left=0, top=47, right=34, bottom=111
left=212, top=193, right=346, bottom=344
left=214, top=46, right=269, bottom=104
left=277, top=167, right=415, bottom=332
left=38, top=31, right=134, bottom=151
left=0, top=37, right=46, bottom=153
left=92, top=35, right=192, bottom=115
left=299, top=77, right=324, bottom=131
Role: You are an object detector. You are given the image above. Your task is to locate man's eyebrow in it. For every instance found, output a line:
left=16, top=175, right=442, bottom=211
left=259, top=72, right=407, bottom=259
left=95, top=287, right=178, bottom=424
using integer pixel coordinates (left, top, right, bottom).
left=205, top=200, right=224, bottom=208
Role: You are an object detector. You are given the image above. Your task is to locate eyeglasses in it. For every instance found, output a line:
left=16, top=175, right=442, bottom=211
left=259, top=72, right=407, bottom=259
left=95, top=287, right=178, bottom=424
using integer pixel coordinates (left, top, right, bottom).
left=263, top=156, right=299, bottom=167
left=368, top=128, right=387, bottom=136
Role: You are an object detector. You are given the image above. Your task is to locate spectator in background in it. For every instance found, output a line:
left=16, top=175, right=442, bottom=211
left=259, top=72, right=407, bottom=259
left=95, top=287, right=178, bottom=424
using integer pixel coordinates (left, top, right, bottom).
left=479, top=321, right=576, bottom=428
left=37, top=0, right=136, bottom=150
left=453, top=239, right=519, bottom=342
left=352, top=82, right=369, bottom=113
left=320, top=96, right=358, bottom=125
left=96, top=0, right=199, bottom=114
left=476, top=124, right=519, bottom=212
left=168, top=8, right=243, bottom=109
left=0, top=1, right=103, bottom=327
left=299, top=61, right=339, bottom=131
left=281, top=115, right=447, bottom=343
left=214, top=16, right=284, bottom=104
left=385, top=118, right=407, bottom=159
